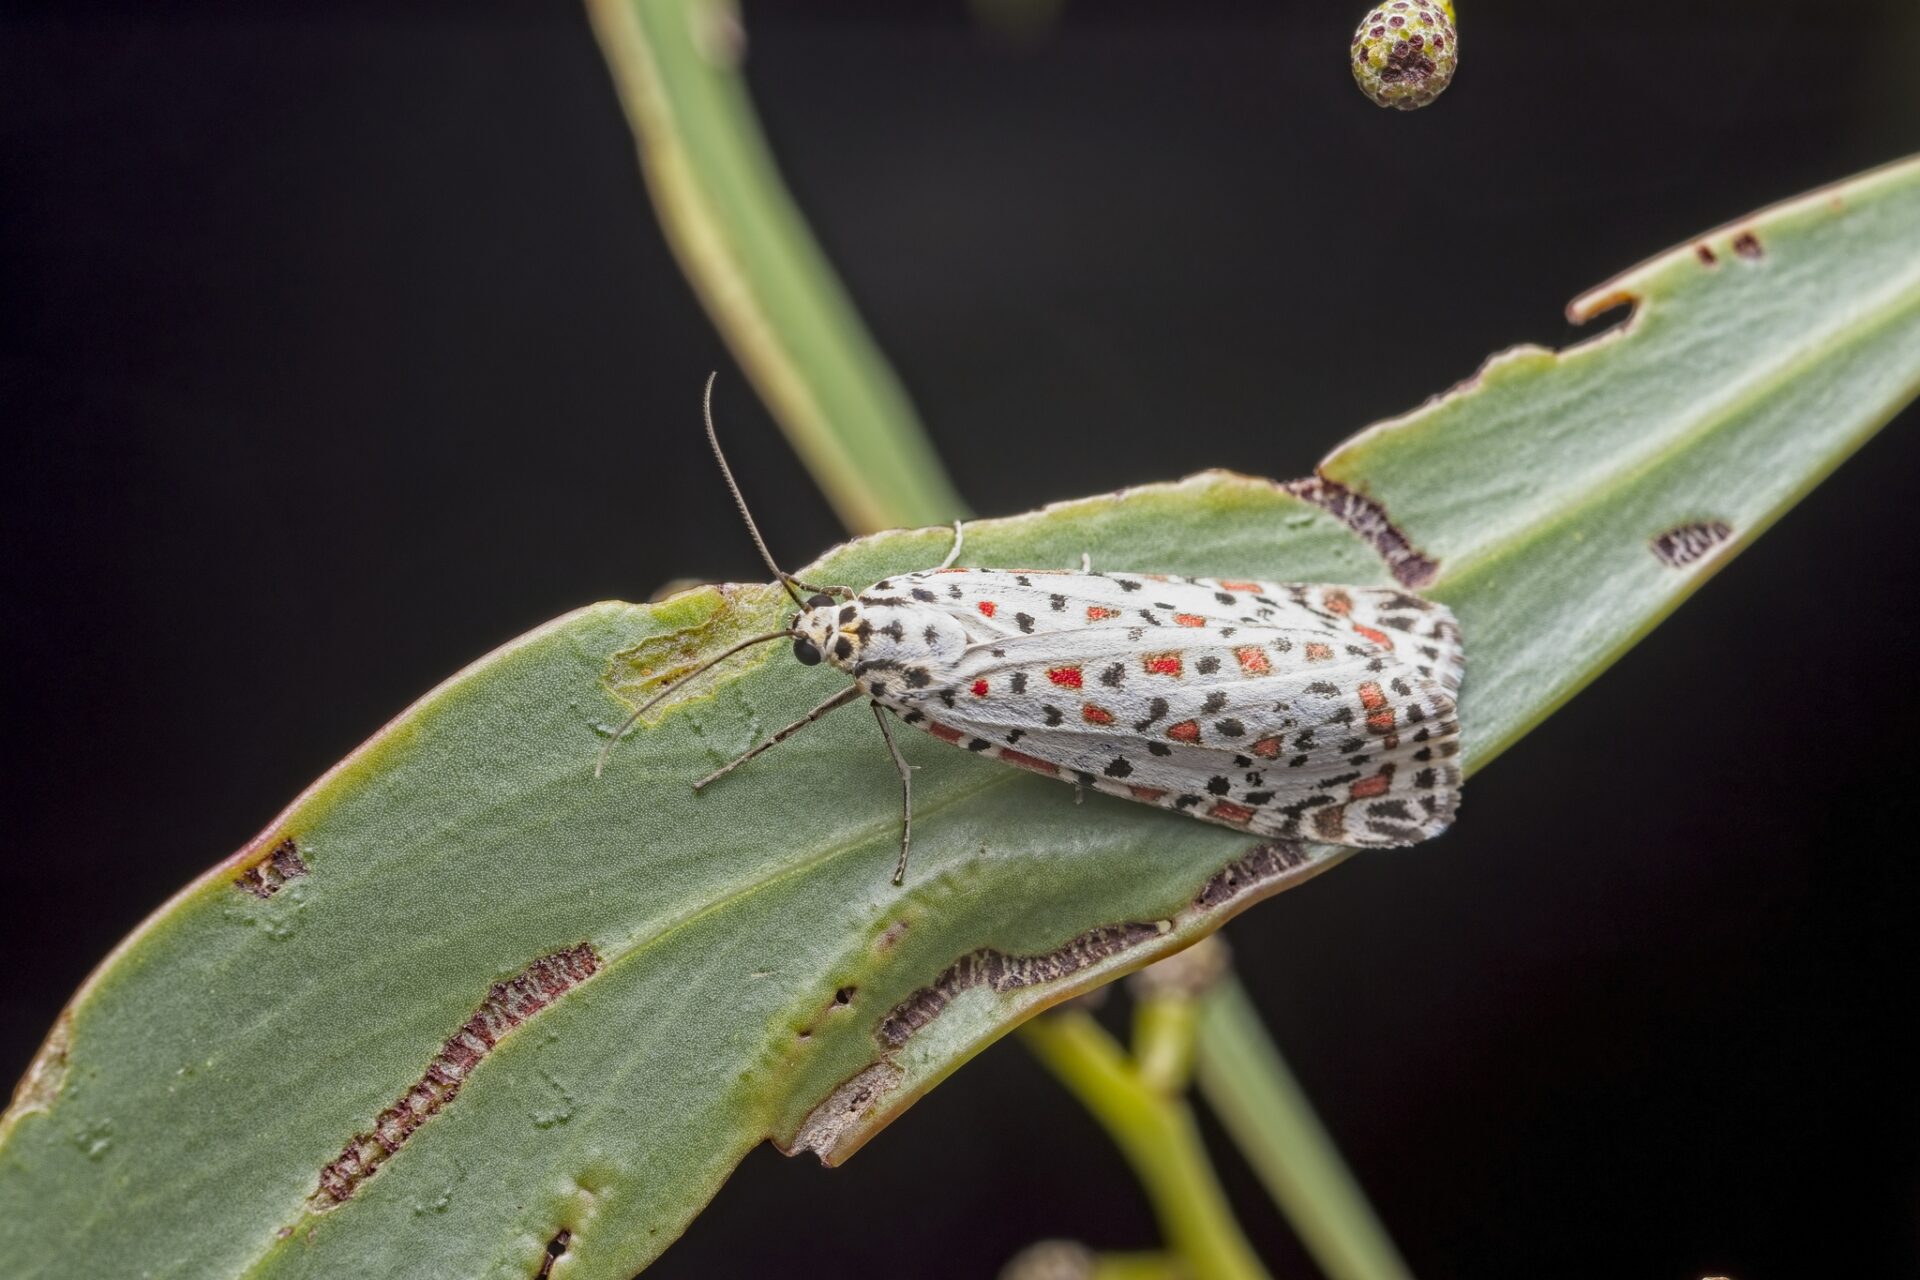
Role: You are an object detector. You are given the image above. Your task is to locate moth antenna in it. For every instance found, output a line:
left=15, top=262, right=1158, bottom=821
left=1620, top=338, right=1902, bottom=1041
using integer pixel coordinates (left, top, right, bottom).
left=594, top=627, right=802, bottom=777
left=703, top=373, right=806, bottom=609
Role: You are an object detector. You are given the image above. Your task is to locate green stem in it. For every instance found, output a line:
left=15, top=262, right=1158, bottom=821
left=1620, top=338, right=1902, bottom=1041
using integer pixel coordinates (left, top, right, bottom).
left=1194, top=979, right=1412, bottom=1280
left=587, top=0, right=968, bottom=532
left=1021, top=1011, right=1270, bottom=1280
left=1132, top=994, right=1201, bottom=1097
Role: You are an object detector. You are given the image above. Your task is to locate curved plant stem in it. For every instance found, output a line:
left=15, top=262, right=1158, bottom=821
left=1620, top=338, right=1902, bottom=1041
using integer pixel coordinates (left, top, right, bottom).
left=1021, top=1010, right=1271, bottom=1280
left=587, top=0, right=968, bottom=532
left=1194, top=978, right=1412, bottom=1280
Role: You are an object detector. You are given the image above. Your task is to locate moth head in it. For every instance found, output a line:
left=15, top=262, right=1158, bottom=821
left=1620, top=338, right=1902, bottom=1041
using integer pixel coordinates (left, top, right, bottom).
left=791, top=593, right=861, bottom=668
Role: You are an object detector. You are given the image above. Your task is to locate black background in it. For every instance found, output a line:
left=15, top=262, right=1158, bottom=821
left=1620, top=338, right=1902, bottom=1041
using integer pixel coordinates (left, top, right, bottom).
left=5, top=3, right=1920, bottom=1277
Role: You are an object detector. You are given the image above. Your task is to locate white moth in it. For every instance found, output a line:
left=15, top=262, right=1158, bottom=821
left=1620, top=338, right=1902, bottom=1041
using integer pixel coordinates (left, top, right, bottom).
left=600, top=379, right=1464, bottom=884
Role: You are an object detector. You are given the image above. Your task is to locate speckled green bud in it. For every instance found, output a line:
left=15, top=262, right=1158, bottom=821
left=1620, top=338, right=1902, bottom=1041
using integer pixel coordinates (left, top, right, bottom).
left=1351, top=0, right=1458, bottom=111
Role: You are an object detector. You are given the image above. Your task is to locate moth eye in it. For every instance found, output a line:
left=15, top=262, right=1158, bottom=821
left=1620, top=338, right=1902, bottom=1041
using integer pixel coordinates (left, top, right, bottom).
left=805, top=593, right=835, bottom=608
left=792, top=637, right=823, bottom=666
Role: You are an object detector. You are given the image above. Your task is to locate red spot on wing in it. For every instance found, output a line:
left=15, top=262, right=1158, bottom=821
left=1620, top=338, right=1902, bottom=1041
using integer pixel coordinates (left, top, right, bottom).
left=1166, top=719, right=1201, bottom=743
left=927, top=722, right=965, bottom=744
left=1082, top=704, right=1115, bottom=726
left=1128, top=785, right=1168, bottom=802
left=1322, top=589, right=1353, bottom=615
left=999, top=748, right=1059, bottom=776
left=977, top=600, right=997, bottom=618
left=1350, top=767, right=1394, bottom=800
left=1358, top=680, right=1396, bottom=734
left=970, top=679, right=990, bottom=697
left=1219, top=580, right=1263, bottom=593
left=1047, top=665, right=1084, bottom=689
left=1173, top=613, right=1207, bottom=628
left=1304, top=642, right=1334, bottom=661
left=1144, top=653, right=1183, bottom=676
left=1352, top=623, right=1394, bottom=650
left=1208, top=801, right=1255, bottom=826
left=1233, top=645, right=1270, bottom=675
left=1086, top=605, right=1120, bottom=621
left=1250, top=735, right=1283, bottom=759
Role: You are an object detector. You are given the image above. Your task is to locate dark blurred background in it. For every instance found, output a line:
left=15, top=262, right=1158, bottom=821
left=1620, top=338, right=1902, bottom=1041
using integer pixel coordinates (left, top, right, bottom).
left=5, top=2, right=1919, bottom=1276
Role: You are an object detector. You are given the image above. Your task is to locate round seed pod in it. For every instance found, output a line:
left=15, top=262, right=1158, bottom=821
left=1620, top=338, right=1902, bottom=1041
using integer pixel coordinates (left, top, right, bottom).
left=1351, top=0, right=1458, bottom=111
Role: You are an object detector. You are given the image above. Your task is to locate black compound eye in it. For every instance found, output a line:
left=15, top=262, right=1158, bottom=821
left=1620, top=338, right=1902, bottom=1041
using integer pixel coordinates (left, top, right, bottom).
left=792, top=637, right=823, bottom=666
left=805, top=593, right=835, bottom=609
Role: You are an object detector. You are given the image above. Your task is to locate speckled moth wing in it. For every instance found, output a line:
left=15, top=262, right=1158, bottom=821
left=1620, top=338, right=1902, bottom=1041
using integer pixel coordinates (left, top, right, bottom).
left=867, top=573, right=1464, bottom=847
left=885, top=569, right=1463, bottom=689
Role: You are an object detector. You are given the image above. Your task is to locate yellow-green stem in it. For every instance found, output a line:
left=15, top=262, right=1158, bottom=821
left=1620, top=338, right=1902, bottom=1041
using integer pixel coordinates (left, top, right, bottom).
left=1021, top=1011, right=1270, bottom=1280
left=1133, top=996, right=1201, bottom=1097
left=1194, top=979, right=1412, bottom=1280
left=588, top=0, right=968, bottom=532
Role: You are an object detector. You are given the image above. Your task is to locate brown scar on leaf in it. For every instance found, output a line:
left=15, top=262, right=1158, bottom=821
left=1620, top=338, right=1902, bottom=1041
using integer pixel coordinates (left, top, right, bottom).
left=787, top=1063, right=905, bottom=1161
left=534, top=1229, right=571, bottom=1280
left=1, top=1010, right=73, bottom=1134
left=791, top=841, right=1320, bottom=1164
left=1732, top=231, right=1764, bottom=260
left=1281, top=475, right=1440, bottom=589
left=236, top=837, right=308, bottom=899
left=1695, top=244, right=1718, bottom=266
left=1192, top=841, right=1314, bottom=911
left=1651, top=520, right=1733, bottom=568
left=308, top=943, right=598, bottom=1211
left=877, top=921, right=1169, bottom=1049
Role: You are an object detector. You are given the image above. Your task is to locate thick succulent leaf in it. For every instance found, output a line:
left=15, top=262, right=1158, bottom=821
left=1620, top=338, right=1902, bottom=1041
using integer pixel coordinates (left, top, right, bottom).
left=3, top=157, right=1917, bottom=1279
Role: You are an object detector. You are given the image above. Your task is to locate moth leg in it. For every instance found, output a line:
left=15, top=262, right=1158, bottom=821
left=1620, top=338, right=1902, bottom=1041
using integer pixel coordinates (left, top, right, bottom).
left=870, top=702, right=916, bottom=884
left=1079, top=551, right=1092, bottom=573
left=935, top=520, right=965, bottom=570
left=693, top=685, right=863, bottom=791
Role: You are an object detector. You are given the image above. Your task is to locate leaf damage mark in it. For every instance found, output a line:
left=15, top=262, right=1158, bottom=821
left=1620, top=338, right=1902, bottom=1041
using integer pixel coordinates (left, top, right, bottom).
left=236, top=837, right=309, bottom=898
left=1281, top=475, right=1439, bottom=588
left=1651, top=520, right=1733, bottom=568
left=309, top=943, right=598, bottom=1211
left=877, top=921, right=1169, bottom=1050
left=534, top=1229, right=571, bottom=1280
left=789, top=1062, right=904, bottom=1160
left=1732, top=231, right=1764, bottom=260
left=1695, top=244, right=1718, bottom=267
left=1191, top=841, right=1312, bottom=911
left=2, top=1011, right=73, bottom=1132
left=604, top=583, right=781, bottom=723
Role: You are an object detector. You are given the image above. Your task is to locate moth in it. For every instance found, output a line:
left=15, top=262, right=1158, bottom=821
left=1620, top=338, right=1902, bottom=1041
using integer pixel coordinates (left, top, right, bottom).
left=600, top=378, right=1464, bottom=884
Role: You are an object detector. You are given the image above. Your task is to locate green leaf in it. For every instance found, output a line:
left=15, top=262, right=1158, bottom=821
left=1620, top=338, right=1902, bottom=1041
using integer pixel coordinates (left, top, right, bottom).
left=586, top=0, right=968, bottom=532
left=4, top=156, right=1917, bottom=1279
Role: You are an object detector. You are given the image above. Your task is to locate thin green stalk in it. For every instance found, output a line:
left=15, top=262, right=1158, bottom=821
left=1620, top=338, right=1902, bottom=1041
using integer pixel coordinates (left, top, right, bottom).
left=1133, top=996, right=1201, bottom=1097
left=587, top=0, right=967, bottom=532
left=1021, top=1011, right=1270, bottom=1280
left=1194, top=978, right=1412, bottom=1280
